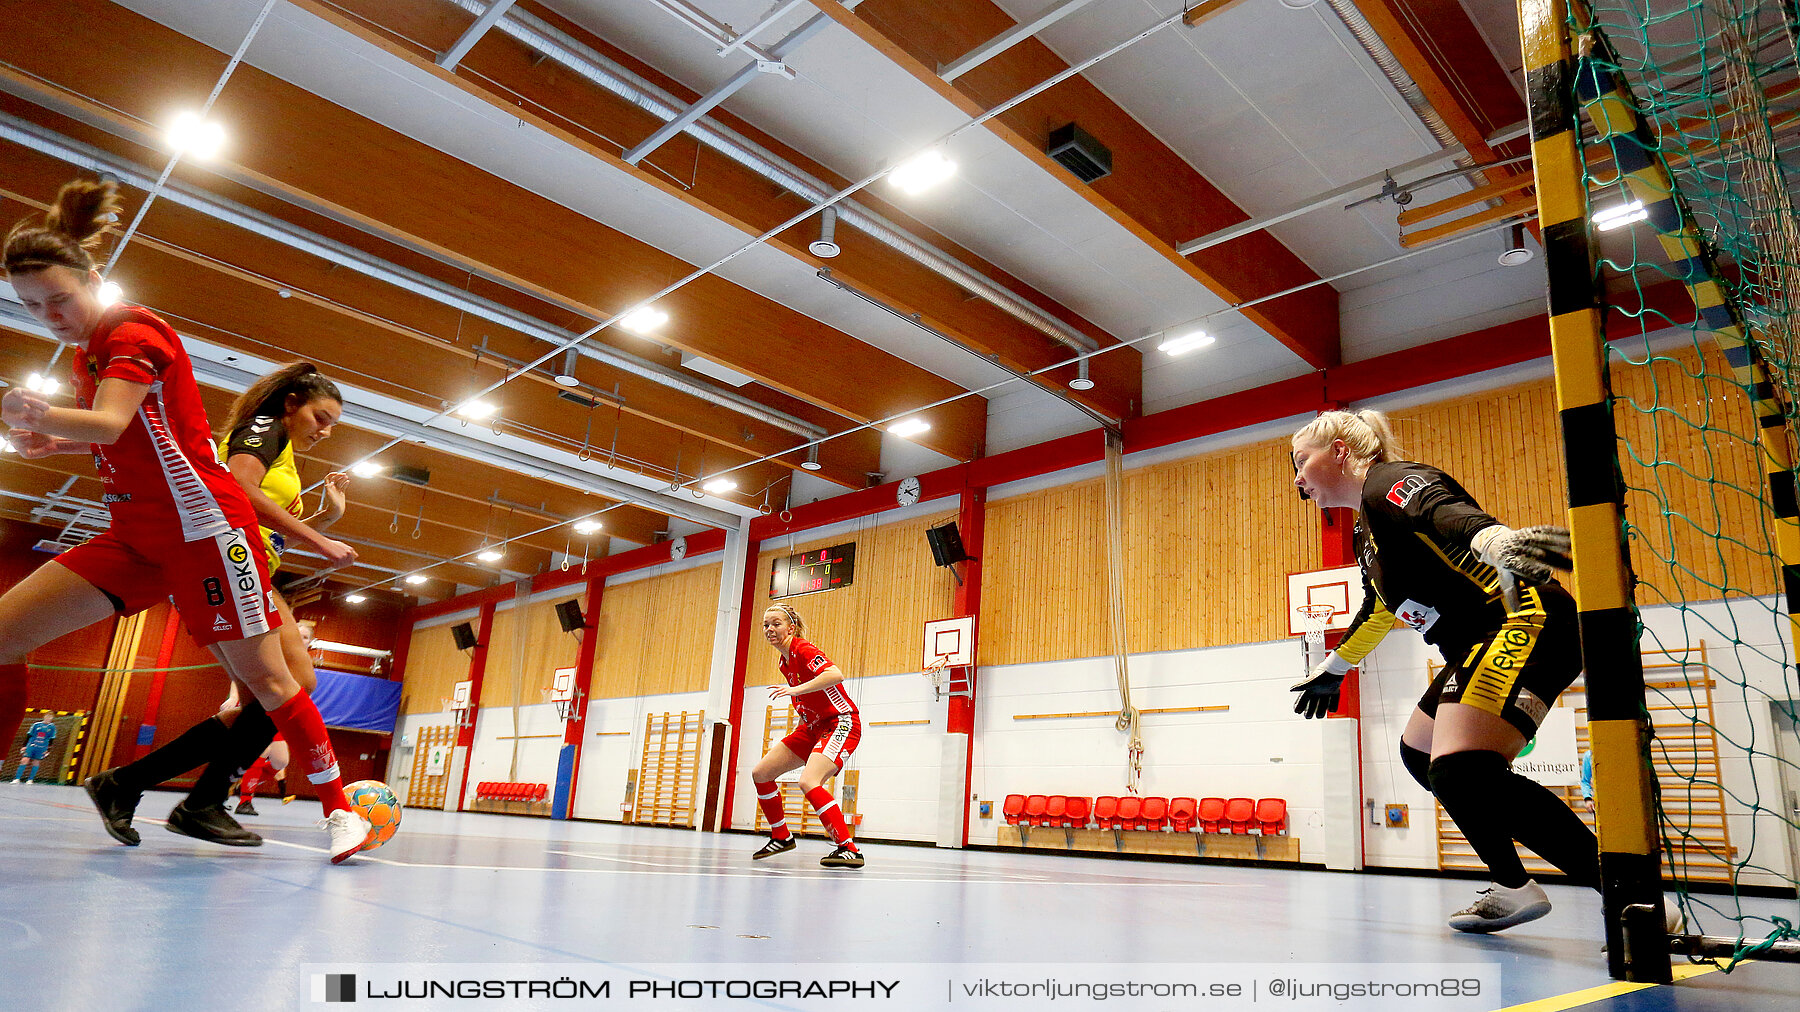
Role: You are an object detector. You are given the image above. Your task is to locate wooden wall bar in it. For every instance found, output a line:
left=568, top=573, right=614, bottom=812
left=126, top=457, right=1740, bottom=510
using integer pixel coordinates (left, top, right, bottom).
left=751, top=516, right=957, bottom=683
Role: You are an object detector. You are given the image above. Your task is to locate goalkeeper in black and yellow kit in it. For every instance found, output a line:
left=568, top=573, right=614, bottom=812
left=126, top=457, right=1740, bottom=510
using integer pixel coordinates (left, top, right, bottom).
left=1289, top=409, right=1599, bottom=934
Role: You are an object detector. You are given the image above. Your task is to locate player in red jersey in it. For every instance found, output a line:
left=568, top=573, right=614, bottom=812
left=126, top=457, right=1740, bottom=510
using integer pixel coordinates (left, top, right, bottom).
left=748, top=603, right=864, bottom=869
left=0, top=179, right=370, bottom=863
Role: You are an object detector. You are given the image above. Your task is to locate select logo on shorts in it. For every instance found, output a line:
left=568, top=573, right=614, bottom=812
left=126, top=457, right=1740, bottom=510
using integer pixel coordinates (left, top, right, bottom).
left=311, top=973, right=356, bottom=1002
left=1386, top=474, right=1430, bottom=508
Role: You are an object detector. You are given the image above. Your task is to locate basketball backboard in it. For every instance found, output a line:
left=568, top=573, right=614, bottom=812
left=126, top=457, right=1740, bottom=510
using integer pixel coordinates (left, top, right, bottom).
left=1286, top=565, right=1363, bottom=635
left=923, top=615, right=975, bottom=669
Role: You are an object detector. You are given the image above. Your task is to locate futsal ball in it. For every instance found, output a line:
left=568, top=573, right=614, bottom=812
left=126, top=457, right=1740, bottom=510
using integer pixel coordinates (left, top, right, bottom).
left=344, top=779, right=402, bottom=852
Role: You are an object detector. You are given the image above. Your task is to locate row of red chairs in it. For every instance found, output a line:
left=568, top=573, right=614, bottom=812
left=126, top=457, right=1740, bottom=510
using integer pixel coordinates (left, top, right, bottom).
left=1002, top=795, right=1287, bottom=835
left=476, top=781, right=548, bottom=802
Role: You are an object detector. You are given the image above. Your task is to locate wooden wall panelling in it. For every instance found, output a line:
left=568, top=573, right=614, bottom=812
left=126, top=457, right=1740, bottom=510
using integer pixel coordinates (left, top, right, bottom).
left=400, top=623, right=469, bottom=716
left=751, top=516, right=956, bottom=684
left=590, top=565, right=722, bottom=699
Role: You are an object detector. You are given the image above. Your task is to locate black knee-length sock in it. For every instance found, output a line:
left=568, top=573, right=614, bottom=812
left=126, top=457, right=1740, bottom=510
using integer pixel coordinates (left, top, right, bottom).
left=1430, top=750, right=1532, bottom=889
left=111, top=715, right=229, bottom=793
left=186, top=701, right=278, bottom=808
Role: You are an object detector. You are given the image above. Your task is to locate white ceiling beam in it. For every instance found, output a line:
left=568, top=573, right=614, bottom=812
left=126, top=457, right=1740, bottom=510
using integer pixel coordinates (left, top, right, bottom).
left=938, top=0, right=1101, bottom=83
left=436, top=0, right=520, bottom=71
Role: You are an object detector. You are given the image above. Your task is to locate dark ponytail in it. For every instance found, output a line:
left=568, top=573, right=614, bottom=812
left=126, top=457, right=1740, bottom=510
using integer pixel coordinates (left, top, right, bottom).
left=222, top=362, right=343, bottom=436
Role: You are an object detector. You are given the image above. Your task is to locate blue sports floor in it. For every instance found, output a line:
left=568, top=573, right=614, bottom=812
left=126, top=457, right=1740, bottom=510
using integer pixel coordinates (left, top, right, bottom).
left=1, top=783, right=1793, bottom=1011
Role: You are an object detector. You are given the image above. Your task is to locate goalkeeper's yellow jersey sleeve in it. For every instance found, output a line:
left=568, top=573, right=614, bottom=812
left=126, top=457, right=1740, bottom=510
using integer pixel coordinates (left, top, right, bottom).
left=1333, top=575, right=1395, bottom=665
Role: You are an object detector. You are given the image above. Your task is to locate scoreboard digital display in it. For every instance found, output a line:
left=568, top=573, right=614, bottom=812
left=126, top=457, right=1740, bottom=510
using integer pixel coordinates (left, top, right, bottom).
left=769, top=543, right=856, bottom=600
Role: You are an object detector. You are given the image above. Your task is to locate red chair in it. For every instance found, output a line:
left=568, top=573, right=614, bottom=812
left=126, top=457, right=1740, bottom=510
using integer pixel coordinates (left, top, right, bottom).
left=1197, top=797, right=1226, bottom=833
left=1093, top=796, right=1120, bottom=829
left=1002, top=794, right=1027, bottom=825
left=1116, top=795, right=1142, bottom=829
left=1225, top=797, right=1256, bottom=834
left=1023, top=794, right=1049, bottom=826
left=1044, top=795, right=1068, bottom=828
left=1169, top=797, right=1198, bottom=832
left=1140, top=796, right=1169, bottom=831
left=1256, top=798, right=1288, bottom=835
left=1063, top=796, right=1091, bottom=828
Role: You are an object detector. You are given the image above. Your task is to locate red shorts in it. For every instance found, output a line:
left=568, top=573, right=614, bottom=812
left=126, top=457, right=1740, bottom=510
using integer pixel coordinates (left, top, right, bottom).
left=57, top=524, right=280, bottom=648
left=781, top=713, right=861, bottom=770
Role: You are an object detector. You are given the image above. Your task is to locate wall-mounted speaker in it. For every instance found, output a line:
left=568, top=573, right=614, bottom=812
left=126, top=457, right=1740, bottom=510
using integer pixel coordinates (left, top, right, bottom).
left=451, top=622, right=478, bottom=651
left=554, top=599, right=585, bottom=634
left=925, top=521, right=970, bottom=567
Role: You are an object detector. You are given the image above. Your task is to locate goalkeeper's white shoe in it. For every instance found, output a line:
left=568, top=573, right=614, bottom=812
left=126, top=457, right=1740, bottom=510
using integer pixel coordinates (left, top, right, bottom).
left=1448, top=880, right=1551, bottom=933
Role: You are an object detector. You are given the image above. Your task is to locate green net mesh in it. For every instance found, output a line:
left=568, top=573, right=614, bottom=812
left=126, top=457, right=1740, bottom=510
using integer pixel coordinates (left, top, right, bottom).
left=1572, top=0, right=1800, bottom=969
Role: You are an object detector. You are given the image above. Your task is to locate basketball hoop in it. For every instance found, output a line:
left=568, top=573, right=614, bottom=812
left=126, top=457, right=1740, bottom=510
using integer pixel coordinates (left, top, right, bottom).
left=923, top=656, right=950, bottom=702
left=1296, top=603, right=1337, bottom=646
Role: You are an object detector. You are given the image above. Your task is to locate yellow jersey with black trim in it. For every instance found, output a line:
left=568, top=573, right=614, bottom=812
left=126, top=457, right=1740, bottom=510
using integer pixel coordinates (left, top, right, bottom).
left=219, top=411, right=302, bottom=573
left=1338, top=461, right=1556, bottom=656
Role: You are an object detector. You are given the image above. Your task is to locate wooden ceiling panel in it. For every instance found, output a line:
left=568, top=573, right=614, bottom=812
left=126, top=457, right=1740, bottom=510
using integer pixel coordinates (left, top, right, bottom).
left=0, top=0, right=982, bottom=463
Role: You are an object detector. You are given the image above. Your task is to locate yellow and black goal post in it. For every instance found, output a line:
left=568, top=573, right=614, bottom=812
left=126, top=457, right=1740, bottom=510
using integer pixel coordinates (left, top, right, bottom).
left=1522, top=0, right=1800, bottom=980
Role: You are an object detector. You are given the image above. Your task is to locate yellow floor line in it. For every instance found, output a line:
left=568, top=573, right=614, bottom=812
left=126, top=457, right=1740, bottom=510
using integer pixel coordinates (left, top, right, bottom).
left=1495, top=962, right=1718, bottom=1012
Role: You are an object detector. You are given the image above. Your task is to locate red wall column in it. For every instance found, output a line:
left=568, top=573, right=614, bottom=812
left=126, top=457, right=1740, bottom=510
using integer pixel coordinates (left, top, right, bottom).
left=559, top=572, right=604, bottom=812
left=453, top=600, right=497, bottom=810
left=949, top=485, right=986, bottom=846
left=131, top=607, right=186, bottom=760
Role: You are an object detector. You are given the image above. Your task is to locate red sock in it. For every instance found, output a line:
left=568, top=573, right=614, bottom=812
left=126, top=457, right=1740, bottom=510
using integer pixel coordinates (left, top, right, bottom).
left=266, top=692, right=349, bottom=816
left=805, top=785, right=855, bottom=850
left=754, top=780, right=792, bottom=840
left=0, top=665, right=26, bottom=742
left=240, top=759, right=269, bottom=803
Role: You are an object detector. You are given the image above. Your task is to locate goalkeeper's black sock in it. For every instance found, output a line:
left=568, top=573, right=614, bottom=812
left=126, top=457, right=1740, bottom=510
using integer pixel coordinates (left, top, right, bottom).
left=1430, top=750, right=1531, bottom=889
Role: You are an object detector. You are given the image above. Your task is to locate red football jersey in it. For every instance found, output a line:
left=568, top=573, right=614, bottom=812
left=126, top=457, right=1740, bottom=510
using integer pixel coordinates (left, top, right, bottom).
left=778, top=637, right=857, bottom=724
left=71, top=306, right=256, bottom=541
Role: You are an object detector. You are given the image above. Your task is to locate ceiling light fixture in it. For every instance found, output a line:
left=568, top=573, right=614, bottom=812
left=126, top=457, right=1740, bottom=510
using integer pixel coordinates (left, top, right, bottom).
left=573, top=519, right=603, bottom=535
left=889, top=149, right=957, bottom=195
left=621, top=306, right=669, bottom=334
left=26, top=373, right=59, bottom=396
left=1158, top=330, right=1216, bottom=356
left=554, top=349, right=581, bottom=387
left=702, top=478, right=738, bottom=494
left=1069, top=358, right=1095, bottom=391
left=350, top=461, right=383, bottom=478
left=1498, top=221, right=1535, bottom=267
left=0, top=437, right=12, bottom=454
left=1594, top=199, right=1648, bottom=231
left=888, top=417, right=931, bottom=438
left=345, top=593, right=367, bottom=604
left=809, top=206, right=841, bottom=258
left=97, top=281, right=124, bottom=307
left=404, top=574, right=427, bottom=585
left=477, top=548, right=504, bottom=563
left=457, top=399, right=496, bottom=420
left=166, top=111, right=226, bottom=160
left=800, top=444, right=822, bottom=471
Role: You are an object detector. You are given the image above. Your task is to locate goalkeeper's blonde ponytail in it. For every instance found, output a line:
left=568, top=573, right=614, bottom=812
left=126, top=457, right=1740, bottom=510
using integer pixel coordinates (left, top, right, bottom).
left=1292, top=409, right=1404, bottom=467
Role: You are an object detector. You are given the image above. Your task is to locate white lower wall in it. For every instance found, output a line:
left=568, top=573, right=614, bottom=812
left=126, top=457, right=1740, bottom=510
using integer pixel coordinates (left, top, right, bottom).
left=572, top=690, right=707, bottom=823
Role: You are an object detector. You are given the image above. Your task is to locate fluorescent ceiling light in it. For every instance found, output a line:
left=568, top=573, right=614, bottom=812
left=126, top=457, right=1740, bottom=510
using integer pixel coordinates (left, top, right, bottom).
left=889, top=149, right=957, bottom=195
left=345, top=593, right=367, bottom=604
left=1158, top=330, right=1216, bottom=356
left=477, top=549, right=504, bottom=562
left=702, top=478, right=738, bottom=494
left=1594, top=199, right=1647, bottom=231
left=167, top=111, right=226, bottom=160
left=572, top=519, right=603, bottom=535
left=457, top=399, right=496, bottom=420
left=350, top=461, right=383, bottom=478
left=97, top=282, right=123, bottom=307
left=0, top=437, right=11, bottom=454
left=26, top=373, right=59, bottom=395
left=404, top=574, right=427, bottom=585
left=887, top=417, right=931, bottom=438
left=621, top=307, right=669, bottom=334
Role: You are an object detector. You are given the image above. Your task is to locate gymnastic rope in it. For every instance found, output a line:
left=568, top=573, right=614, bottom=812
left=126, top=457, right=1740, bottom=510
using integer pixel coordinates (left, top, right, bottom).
left=1101, top=430, right=1143, bottom=792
